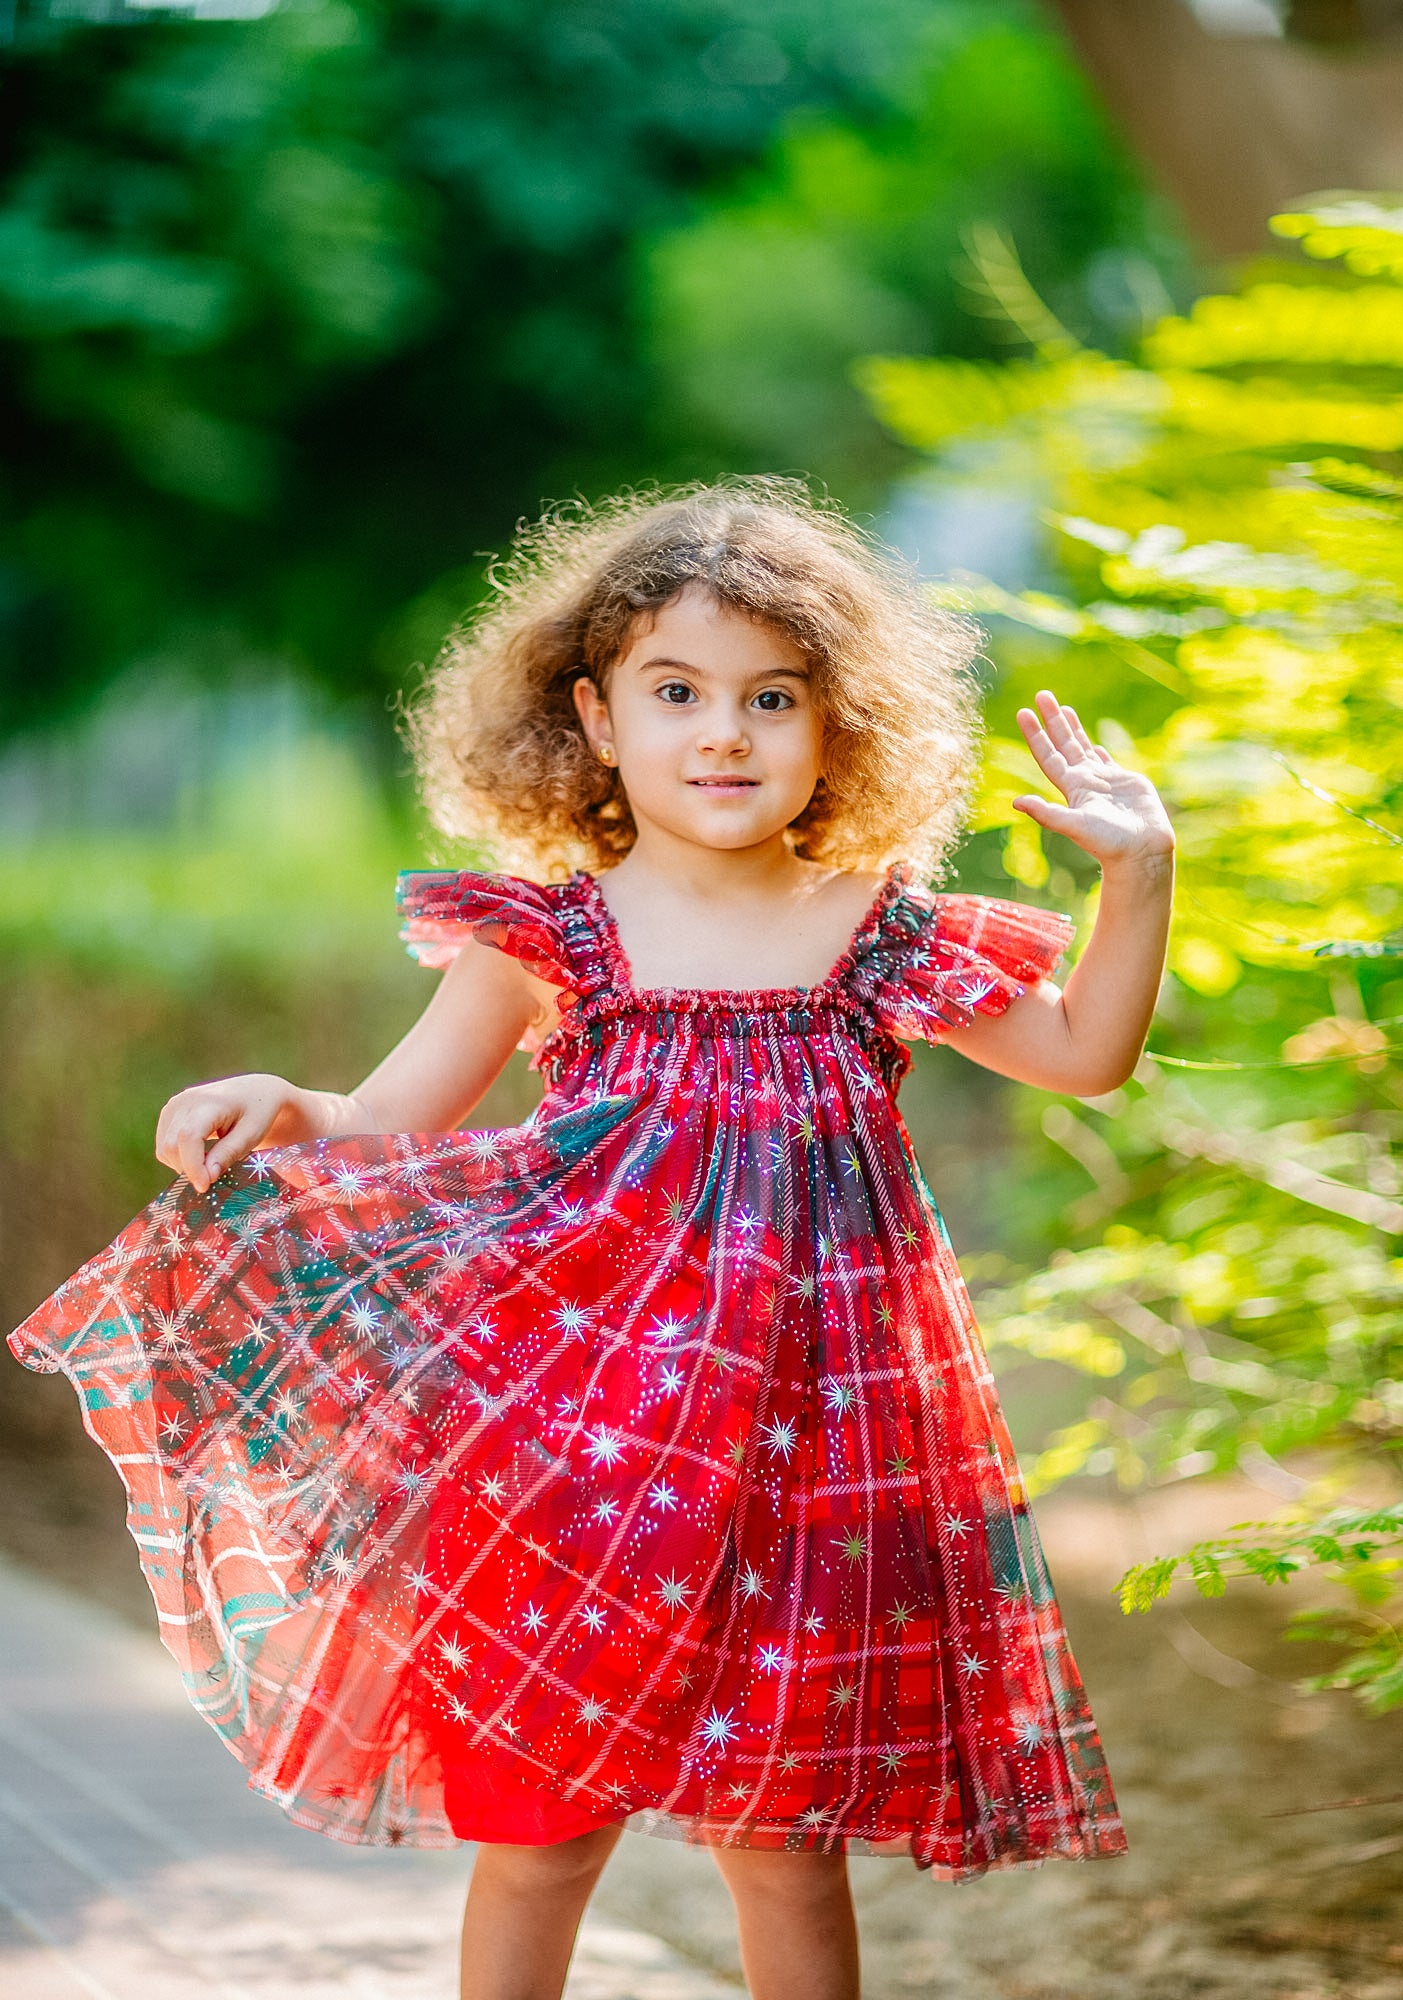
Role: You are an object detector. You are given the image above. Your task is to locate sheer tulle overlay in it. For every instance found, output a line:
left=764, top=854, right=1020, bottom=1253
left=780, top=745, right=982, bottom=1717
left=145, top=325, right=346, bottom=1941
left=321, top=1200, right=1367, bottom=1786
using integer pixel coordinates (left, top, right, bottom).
left=8, top=863, right=1127, bottom=1878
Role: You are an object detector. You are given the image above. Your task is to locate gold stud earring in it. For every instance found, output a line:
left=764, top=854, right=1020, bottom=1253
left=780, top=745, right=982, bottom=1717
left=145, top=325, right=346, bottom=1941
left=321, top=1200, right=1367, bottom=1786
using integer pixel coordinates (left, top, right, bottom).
left=599, top=745, right=615, bottom=766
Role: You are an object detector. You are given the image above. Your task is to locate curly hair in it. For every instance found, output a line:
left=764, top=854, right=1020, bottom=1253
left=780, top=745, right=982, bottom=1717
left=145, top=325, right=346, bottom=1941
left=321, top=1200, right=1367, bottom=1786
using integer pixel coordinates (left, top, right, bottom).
left=404, top=477, right=982, bottom=881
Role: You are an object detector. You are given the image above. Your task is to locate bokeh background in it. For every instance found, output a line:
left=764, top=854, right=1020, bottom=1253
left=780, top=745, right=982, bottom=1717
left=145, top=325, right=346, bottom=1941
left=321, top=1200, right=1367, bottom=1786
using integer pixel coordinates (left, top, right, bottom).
left=4, top=2, right=1403, bottom=1993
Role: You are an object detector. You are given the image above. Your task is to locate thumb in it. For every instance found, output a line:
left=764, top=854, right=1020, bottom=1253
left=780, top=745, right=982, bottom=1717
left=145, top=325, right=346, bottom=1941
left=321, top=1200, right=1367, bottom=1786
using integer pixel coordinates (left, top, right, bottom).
left=1012, top=794, right=1082, bottom=839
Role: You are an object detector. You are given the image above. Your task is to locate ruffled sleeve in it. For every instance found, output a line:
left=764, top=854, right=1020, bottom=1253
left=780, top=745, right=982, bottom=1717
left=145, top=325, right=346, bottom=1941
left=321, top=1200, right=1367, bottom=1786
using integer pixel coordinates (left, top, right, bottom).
left=396, top=870, right=573, bottom=991
left=849, top=879, right=1075, bottom=1044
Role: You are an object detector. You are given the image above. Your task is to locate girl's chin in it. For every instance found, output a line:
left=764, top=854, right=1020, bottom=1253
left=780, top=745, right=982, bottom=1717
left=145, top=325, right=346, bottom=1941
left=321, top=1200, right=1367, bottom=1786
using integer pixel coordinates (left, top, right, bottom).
left=643, top=807, right=795, bottom=850
left=630, top=787, right=814, bottom=849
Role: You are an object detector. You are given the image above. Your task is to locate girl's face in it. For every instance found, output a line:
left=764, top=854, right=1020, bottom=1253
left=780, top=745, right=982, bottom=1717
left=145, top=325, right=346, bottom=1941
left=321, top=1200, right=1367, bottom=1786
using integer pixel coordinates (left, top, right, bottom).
left=573, top=586, right=823, bottom=857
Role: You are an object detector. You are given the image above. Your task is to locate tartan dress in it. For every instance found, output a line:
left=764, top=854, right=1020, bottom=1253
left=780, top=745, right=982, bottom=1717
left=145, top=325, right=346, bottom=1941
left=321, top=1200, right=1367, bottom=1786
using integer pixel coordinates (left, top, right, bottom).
left=7, top=861, right=1127, bottom=1879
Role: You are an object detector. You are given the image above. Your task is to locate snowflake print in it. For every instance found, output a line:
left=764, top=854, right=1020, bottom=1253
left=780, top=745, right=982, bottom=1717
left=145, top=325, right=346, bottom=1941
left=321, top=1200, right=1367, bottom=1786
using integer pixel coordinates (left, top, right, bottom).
left=822, top=1378, right=858, bottom=1418
left=760, top=1416, right=798, bottom=1461
left=584, top=1426, right=625, bottom=1469
left=701, top=1708, right=737, bottom=1750
left=647, top=1312, right=688, bottom=1346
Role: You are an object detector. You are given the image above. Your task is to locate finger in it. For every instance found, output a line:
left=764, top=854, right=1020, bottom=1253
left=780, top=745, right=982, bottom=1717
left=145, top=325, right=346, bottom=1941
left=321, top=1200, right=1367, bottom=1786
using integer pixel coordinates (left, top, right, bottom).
left=1036, top=693, right=1092, bottom=765
left=1012, top=794, right=1085, bottom=840
left=174, top=1105, right=231, bottom=1191
left=1016, top=704, right=1064, bottom=754
left=154, top=1093, right=189, bottom=1162
left=1062, top=705, right=1097, bottom=756
left=156, top=1088, right=209, bottom=1154
left=175, top=1118, right=215, bottom=1190
left=206, top=1111, right=266, bottom=1182
left=1015, top=709, right=1072, bottom=790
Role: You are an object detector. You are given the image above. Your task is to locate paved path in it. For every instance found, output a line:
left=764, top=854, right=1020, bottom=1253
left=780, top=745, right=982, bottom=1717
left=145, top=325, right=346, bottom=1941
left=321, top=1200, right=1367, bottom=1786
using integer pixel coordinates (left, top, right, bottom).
left=0, top=1559, right=736, bottom=2000
left=10, top=1506, right=1403, bottom=2000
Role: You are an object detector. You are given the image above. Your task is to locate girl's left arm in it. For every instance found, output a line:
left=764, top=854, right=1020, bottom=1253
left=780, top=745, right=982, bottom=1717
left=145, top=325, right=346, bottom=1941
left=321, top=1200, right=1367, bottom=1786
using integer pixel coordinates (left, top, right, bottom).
left=943, top=690, right=1175, bottom=1097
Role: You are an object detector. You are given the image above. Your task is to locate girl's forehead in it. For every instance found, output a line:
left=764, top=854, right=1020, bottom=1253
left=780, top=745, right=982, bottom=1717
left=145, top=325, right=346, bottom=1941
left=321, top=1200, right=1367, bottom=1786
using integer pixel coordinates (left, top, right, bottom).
left=616, top=587, right=809, bottom=677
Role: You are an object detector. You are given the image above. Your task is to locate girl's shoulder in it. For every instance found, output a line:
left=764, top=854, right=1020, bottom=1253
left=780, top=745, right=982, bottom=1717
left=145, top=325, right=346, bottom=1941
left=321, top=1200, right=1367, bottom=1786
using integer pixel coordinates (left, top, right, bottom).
left=850, top=866, right=1076, bottom=1042
left=397, top=866, right=579, bottom=989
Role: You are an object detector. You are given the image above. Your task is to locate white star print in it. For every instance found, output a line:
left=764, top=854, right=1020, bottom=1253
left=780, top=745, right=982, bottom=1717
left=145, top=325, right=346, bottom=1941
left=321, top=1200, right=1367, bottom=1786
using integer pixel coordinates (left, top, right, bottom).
left=585, top=1426, right=625, bottom=1469
left=760, top=1416, right=797, bottom=1461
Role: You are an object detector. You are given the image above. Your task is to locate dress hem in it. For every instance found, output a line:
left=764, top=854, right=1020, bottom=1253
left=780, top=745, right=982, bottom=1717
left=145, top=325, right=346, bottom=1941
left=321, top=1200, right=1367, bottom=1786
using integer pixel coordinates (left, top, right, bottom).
left=240, top=1764, right=1127, bottom=1883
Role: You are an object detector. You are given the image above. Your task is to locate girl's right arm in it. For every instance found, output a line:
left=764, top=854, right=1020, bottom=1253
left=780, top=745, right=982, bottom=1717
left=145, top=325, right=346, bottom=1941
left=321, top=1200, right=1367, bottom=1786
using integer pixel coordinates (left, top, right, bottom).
left=155, top=940, right=549, bottom=1193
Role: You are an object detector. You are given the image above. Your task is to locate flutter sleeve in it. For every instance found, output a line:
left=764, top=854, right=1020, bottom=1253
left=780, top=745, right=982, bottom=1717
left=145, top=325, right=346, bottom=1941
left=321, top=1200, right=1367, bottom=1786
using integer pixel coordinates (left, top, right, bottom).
left=849, top=880, right=1075, bottom=1044
left=396, top=869, right=573, bottom=991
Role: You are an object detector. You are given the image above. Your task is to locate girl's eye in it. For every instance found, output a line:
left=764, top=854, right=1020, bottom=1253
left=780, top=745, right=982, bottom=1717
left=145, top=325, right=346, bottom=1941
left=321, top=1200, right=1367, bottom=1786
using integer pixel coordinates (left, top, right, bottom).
left=658, top=682, right=695, bottom=706
left=752, top=688, right=794, bottom=712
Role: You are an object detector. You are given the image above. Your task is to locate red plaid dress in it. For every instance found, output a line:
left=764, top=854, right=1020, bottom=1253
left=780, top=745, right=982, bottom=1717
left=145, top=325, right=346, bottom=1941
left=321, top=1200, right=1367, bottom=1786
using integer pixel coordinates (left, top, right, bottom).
left=8, top=862, right=1127, bottom=1878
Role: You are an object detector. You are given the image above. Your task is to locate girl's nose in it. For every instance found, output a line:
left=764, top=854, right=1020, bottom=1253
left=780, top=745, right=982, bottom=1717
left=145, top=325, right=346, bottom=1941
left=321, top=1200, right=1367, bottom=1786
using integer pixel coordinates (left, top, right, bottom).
left=696, top=705, right=751, bottom=756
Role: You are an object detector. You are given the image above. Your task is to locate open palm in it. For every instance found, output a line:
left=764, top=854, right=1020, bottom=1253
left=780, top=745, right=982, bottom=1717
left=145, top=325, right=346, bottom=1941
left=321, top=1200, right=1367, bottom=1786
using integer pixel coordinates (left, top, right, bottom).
left=1013, top=691, right=1174, bottom=866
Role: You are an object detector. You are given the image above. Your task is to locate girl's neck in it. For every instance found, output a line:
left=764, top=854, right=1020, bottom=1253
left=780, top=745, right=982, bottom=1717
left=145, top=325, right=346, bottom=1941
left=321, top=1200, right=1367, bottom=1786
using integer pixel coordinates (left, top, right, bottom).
left=603, top=827, right=818, bottom=907
left=589, top=831, right=886, bottom=997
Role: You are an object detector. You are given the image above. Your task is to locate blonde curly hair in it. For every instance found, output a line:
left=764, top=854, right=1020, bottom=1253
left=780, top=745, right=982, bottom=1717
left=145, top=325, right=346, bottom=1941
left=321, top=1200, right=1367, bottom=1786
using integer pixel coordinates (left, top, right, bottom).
left=405, top=478, right=982, bottom=881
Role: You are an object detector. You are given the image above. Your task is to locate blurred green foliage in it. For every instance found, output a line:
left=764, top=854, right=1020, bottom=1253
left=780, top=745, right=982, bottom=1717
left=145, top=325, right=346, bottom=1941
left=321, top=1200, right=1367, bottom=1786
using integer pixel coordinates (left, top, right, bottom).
left=0, top=0, right=1170, bottom=731
left=862, top=197, right=1403, bottom=1711
left=645, top=6, right=1184, bottom=493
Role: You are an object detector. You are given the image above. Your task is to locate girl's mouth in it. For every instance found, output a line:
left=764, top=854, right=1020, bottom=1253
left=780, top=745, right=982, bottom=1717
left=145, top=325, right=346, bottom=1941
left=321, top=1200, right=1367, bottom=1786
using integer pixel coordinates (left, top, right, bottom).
left=688, top=777, right=758, bottom=792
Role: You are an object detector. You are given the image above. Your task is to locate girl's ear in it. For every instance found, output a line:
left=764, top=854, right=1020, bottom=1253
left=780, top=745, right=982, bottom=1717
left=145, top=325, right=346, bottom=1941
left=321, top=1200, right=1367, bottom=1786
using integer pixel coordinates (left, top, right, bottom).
left=572, top=675, right=615, bottom=765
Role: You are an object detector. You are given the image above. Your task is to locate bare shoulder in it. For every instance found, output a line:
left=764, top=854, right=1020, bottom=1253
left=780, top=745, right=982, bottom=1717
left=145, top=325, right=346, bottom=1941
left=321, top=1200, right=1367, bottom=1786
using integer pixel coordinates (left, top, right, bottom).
left=804, top=865, right=889, bottom=922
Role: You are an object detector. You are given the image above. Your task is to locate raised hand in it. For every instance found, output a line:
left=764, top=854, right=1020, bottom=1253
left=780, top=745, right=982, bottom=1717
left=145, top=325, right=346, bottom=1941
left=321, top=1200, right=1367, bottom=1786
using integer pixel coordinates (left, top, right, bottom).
left=1012, top=690, right=1174, bottom=868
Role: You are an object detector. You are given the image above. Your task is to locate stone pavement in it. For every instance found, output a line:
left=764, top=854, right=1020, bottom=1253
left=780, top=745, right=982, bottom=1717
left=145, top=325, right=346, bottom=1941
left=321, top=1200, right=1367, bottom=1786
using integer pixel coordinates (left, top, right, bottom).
left=0, top=1558, right=736, bottom=2000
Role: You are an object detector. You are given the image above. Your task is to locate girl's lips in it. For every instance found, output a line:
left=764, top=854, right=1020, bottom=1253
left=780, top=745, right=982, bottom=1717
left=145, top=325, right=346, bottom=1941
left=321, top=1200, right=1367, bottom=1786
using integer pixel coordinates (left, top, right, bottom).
left=688, top=777, right=758, bottom=789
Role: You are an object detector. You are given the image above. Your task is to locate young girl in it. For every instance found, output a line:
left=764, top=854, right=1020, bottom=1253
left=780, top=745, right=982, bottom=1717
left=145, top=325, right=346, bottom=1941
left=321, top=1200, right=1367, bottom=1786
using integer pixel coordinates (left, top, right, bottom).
left=9, top=481, right=1173, bottom=2000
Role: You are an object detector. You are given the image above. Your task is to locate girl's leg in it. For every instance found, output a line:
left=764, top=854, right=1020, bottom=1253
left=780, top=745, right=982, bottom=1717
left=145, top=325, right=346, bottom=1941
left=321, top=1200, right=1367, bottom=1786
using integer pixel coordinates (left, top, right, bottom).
left=709, top=1845, right=861, bottom=2000
left=458, top=1822, right=625, bottom=2000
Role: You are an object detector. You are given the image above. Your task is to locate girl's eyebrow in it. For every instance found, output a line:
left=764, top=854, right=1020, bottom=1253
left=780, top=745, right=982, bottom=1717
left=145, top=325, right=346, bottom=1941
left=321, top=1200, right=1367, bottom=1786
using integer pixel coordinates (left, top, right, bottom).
left=635, top=654, right=809, bottom=680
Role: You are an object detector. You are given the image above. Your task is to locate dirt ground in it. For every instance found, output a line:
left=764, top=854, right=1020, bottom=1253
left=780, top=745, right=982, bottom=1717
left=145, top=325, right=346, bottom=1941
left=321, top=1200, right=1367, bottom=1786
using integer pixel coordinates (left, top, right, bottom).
left=2, top=1430, right=1401, bottom=2000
